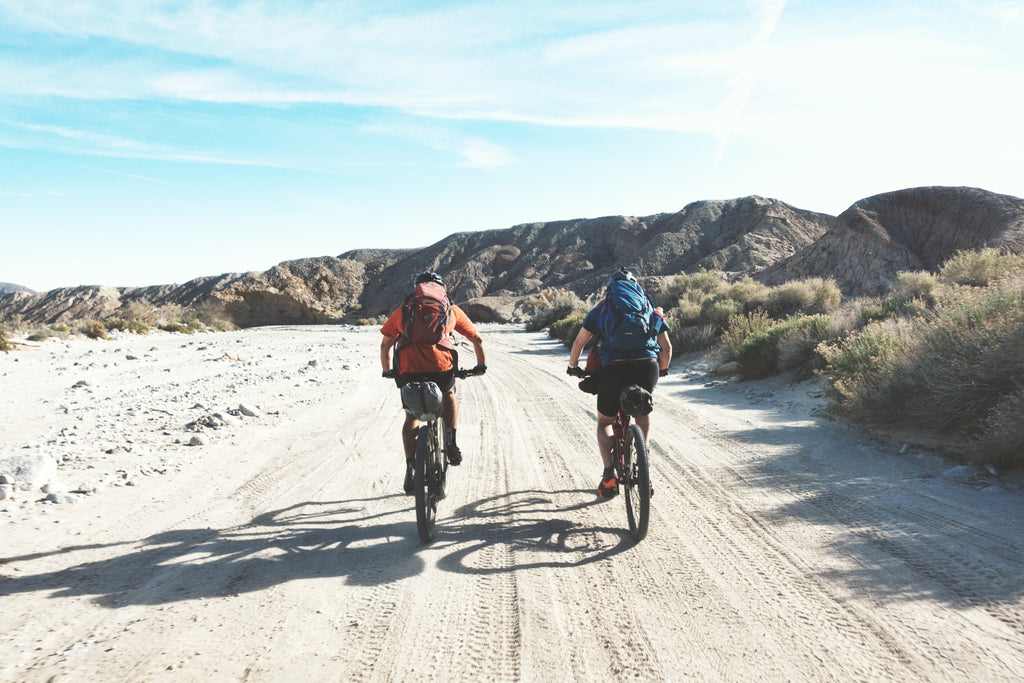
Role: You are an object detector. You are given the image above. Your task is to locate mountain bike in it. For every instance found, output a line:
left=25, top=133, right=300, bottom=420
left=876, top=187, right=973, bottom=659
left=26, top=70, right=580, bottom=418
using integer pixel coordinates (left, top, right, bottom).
left=400, top=369, right=477, bottom=543
left=569, top=368, right=653, bottom=541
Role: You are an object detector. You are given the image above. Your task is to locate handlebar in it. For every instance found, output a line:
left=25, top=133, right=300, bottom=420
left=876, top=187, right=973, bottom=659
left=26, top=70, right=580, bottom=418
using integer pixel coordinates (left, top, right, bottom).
left=384, top=364, right=486, bottom=380
left=567, top=365, right=668, bottom=378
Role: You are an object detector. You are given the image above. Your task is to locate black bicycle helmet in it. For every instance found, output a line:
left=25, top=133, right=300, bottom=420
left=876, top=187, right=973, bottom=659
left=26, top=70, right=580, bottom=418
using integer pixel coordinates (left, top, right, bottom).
left=414, top=271, right=445, bottom=287
left=607, top=267, right=637, bottom=287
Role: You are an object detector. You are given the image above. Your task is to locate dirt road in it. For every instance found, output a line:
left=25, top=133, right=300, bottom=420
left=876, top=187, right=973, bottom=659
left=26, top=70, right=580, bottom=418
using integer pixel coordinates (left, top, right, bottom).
left=2, top=325, right=1023, bottom=681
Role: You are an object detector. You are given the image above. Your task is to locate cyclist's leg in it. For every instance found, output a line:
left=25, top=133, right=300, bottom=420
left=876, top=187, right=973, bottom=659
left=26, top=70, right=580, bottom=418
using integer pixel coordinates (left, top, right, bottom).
left=596, top=412, right=616, bottom=469
left=402, top=413, right=419, bottom=460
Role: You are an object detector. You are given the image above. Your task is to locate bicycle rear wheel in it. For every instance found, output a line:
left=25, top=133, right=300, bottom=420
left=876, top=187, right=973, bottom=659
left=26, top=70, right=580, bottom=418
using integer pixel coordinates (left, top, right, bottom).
left=414, top=420, right=441, bottom=543
left=623, top=423, right=651, bottom=541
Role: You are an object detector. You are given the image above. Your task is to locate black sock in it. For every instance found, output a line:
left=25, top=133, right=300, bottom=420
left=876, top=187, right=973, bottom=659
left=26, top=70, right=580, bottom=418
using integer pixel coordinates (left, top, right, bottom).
left=603, top=466, right=614, bottom=478
left=446, top=428, right=457, bottom=448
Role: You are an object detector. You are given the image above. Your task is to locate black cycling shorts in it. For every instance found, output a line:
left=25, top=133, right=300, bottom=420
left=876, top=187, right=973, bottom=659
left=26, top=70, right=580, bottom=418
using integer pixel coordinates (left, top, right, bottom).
left=597, top=358, right=659, bottom=417
left=397, top=370, right=456, bottom=394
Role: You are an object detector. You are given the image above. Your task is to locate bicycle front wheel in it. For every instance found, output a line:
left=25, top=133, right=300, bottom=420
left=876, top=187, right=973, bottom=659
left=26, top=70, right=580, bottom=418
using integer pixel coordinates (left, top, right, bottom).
left=623, top=423, right=651, bottom=541
left=414, top=421, right=440, bottom=543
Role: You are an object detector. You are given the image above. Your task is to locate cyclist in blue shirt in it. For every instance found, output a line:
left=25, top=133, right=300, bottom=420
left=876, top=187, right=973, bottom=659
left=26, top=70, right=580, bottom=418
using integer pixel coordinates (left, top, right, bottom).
left=567, top=269, right=672, bottom=497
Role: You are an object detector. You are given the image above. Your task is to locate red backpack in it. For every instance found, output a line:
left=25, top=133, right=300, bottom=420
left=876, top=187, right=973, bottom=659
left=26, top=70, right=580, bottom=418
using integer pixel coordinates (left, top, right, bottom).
left=401, top=282, right=454, bottom=350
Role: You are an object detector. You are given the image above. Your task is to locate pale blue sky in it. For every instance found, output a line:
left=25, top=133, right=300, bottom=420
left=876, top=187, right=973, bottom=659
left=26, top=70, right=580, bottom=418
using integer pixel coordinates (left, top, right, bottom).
left=1, top=0, right=1022, bottom=291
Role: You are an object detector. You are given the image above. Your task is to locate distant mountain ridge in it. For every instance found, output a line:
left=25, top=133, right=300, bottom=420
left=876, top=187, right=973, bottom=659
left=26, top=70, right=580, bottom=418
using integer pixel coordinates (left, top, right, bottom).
left=2, top=186, right=1022, bottom=328
left=0, top=282, right=33, bottom=295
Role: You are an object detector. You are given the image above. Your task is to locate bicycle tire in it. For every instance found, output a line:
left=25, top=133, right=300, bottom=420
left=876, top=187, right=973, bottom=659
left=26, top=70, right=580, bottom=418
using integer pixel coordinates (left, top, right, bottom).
left=414, top=420, right=440, bottom=543
left=624, top=423, right=651, bottom=541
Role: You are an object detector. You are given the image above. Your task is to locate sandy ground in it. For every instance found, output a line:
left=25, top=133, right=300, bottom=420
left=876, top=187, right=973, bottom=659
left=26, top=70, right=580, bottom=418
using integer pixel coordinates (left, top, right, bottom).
left=1, top=324, right=1023, bottom=682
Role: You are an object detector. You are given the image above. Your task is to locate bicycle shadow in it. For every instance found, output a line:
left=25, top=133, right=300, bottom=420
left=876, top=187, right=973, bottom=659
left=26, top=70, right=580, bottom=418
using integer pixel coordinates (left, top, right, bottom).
left=0, top=496, right=427, bottom=607
left=0, top=490, right=633, bottom=608
left=435, top=488, right=640, bottom=574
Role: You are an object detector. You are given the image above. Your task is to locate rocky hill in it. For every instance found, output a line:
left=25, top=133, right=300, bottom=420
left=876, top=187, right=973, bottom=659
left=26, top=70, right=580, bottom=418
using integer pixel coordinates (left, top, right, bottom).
left=0, top=282, right=33, bottom=295
left=760, top=186, right=1024, bottom=295
left=2, top=186, right=1022, bottom=328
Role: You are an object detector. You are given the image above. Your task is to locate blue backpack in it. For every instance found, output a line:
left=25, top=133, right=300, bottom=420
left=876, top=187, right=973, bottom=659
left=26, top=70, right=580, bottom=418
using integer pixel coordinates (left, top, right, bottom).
left=600, top=279, right=655, bottom=351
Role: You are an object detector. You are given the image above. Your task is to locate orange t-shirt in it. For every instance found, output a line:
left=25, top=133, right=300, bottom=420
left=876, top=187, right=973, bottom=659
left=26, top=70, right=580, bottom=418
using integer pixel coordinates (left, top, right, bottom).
left=381, top=304, right=479, bottom=373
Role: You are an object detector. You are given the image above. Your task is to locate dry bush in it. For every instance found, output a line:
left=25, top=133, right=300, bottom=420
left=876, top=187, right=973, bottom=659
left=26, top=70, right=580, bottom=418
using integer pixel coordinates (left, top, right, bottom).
left=670, top=323, right=718, bottom=353
left=548, top=310, right=586, bottom=346
left=523, top=288, right=586, bottom=332
left=723, top=313, right=834, bottom=379
left=765, top=278, right=840, bottom=317
left=820, top=280, right=1024, bottom=441
left=893, top=271, right=938, bottom=306
left=973, top=389, right=1024, bottom=468
left=938, top=248, right=1024, bottom=287
left=79, top=320, right=109, bottom=340
left=104, top=318, right=149, bottom=335
left=699, top=297, right=743, bottom=328
left=817, top=318, right=914, bottom=416
left=0, top=327, right=11, bottom=351
left=725, top=276, right=770, bottom=307
left=191, top=300, right=236, bottom=331
left=663, top=270, right=727, bottom=305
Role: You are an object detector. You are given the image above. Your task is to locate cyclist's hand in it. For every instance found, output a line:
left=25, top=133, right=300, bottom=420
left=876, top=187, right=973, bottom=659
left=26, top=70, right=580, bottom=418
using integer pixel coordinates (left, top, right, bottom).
left=659, top=368, right=669, bottom=377
left=471, top=364, right=487, bottom=376
left=382, top=369, right=396, bottom=379
left=567, top=365, right=585, bottom=378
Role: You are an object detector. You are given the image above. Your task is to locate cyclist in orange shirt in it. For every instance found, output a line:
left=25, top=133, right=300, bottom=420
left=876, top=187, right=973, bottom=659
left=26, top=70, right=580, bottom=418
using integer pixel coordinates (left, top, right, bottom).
left=380, top=271, right=486, bottom=494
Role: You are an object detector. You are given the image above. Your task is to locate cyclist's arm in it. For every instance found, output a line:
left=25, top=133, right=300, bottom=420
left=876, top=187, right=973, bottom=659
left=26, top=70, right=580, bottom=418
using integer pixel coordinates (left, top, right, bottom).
left=469, top=334, right=485, bottom=367
left=380, top=334, right=398, bottom=373
left=568, top=327, right=593, bottom=368
left=657, top=330, right=672, bottom=373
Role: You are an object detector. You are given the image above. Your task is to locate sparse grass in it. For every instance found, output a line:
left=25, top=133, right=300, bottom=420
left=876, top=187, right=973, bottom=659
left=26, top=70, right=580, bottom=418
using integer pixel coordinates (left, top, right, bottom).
left=159, top=322, right=195, bottom=334
left=27, top=325, right=72, bottom=342
left=104, top=318, right=150, bottom=335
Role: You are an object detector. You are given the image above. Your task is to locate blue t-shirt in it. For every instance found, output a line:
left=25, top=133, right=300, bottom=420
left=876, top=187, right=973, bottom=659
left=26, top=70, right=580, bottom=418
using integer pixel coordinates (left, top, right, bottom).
left=582, top=302, right=669, bottom=364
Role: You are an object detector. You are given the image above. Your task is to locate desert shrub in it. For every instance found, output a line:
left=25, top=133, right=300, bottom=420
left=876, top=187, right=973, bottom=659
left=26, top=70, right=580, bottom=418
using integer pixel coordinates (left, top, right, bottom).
left=104, top=318, right=149, bottom=335
left=79, top=320, right=109, bottom=340
left=973, top=389, right=1024, bottom=468
left=891, top=282, right=1024, bottom=433
left=893, top=271, right=938, bottom=306
left=699, top=297, right=743, bottom=328
left=938, top=248, right=1024, bottom=287
left=670, top=323, right=718, bottom=353
left=818, top=319, right=913, bottom=415
left=775, top=315, right=841, bottom=377
left=764, top=278, right=841, bottom=318
left=524, top=288, right=586, bottom=332
left=721, top=310, right=774, bottom=361
left=0, top=327, right=10, bottom=351
left=725, top=276, right=770, bottom=307
left=355, top=315, right=388, bottom=326
left=663, top=270, right=726, bottom=305
left=668, top=299, right=702, bottom=327
left=548, top=310, right=586, bottom=346
left=819, top=280, right=1024, bottom=441
left=723, top=313, right=834, bottom=379
left=181, top=317, right=206, bottom=332
left=189, top=301, right=236, bottom=331
left=160, top=322, right=194, bottom=334
left=27, top=326, right=73, bottom=342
